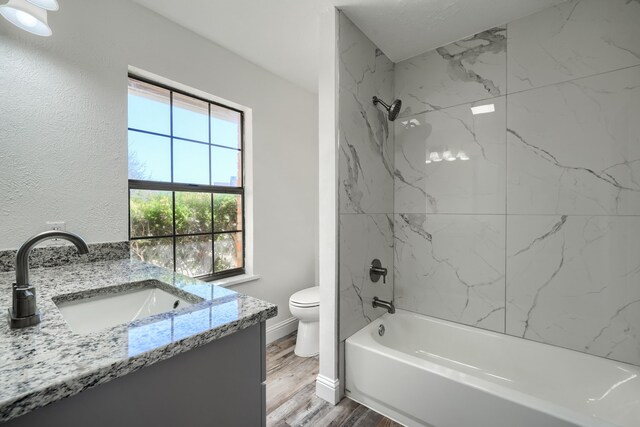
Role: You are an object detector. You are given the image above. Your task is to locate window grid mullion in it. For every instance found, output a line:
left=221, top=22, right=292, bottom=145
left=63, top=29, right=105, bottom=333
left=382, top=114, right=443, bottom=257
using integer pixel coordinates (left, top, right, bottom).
left=127, top=129, right=242, bottom=151
left=128, top=127, right=242, bottom=150
left=172, top=191, right=177, bottom=273
left=209, top=103, right=215, bottom=275
left=128, top=180, right=243, bottom=195
left=170, top=90, right=177, bottom=273
left=211, top=200, right=216, bottom=275
left=129, top=229, right=243, bottom=241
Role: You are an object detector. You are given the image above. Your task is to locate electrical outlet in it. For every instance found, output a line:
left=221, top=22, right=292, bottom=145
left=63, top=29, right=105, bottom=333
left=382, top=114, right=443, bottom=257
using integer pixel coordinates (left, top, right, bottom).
left=47, top=221, right=66, bottom=232
left=45, top=221, right=66, bottom=246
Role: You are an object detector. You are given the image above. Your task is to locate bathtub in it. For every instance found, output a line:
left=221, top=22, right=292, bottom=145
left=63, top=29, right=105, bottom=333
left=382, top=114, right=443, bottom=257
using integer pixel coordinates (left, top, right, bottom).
left=345, top=310, right=640, bottom=427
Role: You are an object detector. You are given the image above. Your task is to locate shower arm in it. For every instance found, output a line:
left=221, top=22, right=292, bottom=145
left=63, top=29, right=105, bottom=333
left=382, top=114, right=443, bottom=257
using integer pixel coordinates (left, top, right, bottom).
left=372, top=96, right=390, bottom=109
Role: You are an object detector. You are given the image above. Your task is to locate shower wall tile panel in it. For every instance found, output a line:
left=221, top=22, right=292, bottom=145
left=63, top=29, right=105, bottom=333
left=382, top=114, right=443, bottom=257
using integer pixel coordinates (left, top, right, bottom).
left=507, top=0, right=640, bottom=93
left=394, top=214, right=506, bottom=333
left=339, top=214, right=394, bottom=341
left=507, top=66, right=640, bottom=215
left=395, top=97, right=506, bottom=214
left=338, top=12, right=395, bottom=341
left=394, top=0, right=640, bottom=365
left=506, top=215, right=640, bottom=365
left=338, top=12, right=394, bottom=215
left=394, top=27, right=506, bottom=119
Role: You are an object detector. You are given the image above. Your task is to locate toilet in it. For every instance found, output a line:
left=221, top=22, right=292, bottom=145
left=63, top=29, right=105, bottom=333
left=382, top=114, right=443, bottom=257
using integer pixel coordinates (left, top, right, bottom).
left=289, top=286, right=320, bottom=357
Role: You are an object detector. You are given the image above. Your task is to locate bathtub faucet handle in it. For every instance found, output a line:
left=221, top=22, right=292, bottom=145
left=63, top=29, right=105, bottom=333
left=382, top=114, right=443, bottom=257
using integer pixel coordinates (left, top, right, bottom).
left=370, top=259, right=388, bottom=284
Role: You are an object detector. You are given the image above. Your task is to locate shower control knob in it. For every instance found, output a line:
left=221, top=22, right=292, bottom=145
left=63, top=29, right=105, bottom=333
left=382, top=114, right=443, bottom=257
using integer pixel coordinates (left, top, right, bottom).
left=370, top=259, right=388, bottom=284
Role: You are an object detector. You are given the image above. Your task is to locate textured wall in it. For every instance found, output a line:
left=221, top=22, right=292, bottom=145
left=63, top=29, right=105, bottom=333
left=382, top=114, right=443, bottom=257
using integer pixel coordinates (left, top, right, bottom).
left=0, top=19, right=128, bottom=249
left=338, top=13, right=394, bottom=341
left=0, top=0, right=318, bottom=329
left=393, top=0, right=640, bottom=365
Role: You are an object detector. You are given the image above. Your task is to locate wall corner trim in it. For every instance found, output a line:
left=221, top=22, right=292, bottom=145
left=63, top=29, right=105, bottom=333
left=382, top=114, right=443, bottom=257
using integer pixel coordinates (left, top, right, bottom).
left=315, top=374, right=341, bottom=405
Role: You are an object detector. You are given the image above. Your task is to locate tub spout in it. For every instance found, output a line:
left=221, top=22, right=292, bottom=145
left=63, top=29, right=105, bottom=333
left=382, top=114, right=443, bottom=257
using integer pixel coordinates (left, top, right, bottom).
left=373, top=297, right=395, bottom=314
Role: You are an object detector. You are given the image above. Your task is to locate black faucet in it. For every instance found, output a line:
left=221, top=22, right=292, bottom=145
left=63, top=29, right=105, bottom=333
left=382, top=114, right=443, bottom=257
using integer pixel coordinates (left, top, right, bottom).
left=9, top=230, right=89, bottom=329
left=372, top=297, right=395, bottom=314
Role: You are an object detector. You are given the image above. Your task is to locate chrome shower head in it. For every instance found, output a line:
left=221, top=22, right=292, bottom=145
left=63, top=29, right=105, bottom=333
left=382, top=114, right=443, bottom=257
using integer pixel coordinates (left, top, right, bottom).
left=373, top=96, right=402, bottom=122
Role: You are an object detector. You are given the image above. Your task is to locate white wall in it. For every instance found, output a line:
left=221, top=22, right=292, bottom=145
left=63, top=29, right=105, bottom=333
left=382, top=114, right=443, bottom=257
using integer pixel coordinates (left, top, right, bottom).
left=0, top=0, right=318, bottom=329
left=316, top=7, right=340, bottom=404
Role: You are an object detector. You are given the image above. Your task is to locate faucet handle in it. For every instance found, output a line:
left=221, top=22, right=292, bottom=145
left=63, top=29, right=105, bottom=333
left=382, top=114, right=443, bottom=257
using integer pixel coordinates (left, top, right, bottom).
left=13, top=285, right=36, bottom=313
left=369, top=259, right=388, bottom=284
left=9, top=285, right=41, bottom=328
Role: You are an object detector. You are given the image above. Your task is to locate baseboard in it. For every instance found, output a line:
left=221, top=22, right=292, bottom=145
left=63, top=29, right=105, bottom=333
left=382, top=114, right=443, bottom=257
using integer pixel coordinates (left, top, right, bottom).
left=316, top=374, right=341, bottom=405
left=265, top=317, right=298, bottom=344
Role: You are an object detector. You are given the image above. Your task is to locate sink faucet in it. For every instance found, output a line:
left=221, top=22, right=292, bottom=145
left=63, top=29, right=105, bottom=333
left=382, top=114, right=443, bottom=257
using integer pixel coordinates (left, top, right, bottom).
left=372, top=297, right=395, bottom=314
left=9, top=230, right=89, bottom=329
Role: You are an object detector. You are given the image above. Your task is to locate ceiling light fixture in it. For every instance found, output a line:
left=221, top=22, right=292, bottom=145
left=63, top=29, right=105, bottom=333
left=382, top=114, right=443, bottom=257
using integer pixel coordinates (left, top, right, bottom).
left=471, top=104, right=495, bottom=115
left=0, top=0, right=52, bottom=36
left=26, top=0, right=58, bottom=11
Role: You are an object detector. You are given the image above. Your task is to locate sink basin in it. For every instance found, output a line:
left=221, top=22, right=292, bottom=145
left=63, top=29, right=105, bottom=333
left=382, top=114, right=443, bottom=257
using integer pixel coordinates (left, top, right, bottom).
left=54, top=281, right=202, bottom=334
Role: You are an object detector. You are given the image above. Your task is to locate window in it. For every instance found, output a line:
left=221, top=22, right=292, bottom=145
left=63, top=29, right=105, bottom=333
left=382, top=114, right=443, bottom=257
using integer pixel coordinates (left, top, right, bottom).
left=127, top=76, right=244, bottom=280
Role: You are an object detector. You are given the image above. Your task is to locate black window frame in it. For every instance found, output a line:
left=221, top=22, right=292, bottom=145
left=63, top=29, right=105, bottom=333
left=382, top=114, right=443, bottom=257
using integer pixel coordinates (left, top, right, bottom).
left=127, top=74, right=245, bottom=281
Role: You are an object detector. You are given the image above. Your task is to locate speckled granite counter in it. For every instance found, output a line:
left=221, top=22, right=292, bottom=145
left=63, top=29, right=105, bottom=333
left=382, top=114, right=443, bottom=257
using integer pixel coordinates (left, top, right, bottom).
left=0, top=259, right=277, bottom=422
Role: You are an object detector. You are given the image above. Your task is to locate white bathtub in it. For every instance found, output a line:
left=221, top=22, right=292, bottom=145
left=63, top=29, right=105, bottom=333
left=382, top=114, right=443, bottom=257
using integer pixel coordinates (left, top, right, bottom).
left=345, top=310, right=640, bottom=427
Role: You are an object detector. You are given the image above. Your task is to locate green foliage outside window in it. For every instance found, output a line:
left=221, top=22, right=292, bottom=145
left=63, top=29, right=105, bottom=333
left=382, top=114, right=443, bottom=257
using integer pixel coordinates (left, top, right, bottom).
left=130, top=191, right=242, bottom=276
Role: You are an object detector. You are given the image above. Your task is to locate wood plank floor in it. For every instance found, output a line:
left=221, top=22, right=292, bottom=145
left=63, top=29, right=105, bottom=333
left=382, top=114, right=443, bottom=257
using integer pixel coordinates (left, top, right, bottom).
left=266, top=333, right=402, bottom=427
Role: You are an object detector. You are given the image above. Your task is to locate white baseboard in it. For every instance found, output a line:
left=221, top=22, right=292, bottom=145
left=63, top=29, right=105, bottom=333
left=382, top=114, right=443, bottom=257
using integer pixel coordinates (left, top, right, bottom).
left=266, top=317, right=298, bottom=344
left=316, top=374, right=341, bottom=405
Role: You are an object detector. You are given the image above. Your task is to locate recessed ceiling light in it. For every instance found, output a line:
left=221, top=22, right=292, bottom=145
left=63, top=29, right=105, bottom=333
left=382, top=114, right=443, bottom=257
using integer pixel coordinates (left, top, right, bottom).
left=471, top=104, right=495, bottom=115
left=0, top=0, right=52, bottom=36
left=26, top=0, right=58, bottom=11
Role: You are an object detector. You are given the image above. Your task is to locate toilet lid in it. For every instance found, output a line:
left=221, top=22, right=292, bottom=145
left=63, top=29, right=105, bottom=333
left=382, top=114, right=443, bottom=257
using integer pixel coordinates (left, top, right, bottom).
left=290, top=286, right=320, bottom=307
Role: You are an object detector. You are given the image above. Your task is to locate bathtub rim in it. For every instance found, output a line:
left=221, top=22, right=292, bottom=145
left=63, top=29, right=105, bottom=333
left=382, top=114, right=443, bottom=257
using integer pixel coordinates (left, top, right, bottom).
left=345, top=309, right=632, bottom=427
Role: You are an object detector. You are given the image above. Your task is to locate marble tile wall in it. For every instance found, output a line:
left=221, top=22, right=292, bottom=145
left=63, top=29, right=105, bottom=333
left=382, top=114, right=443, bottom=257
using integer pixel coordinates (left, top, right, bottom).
left=338, top=12, right=395, bottom=341
left=339, top=214, right=394, bottom=340
left=395, top=27, right=507, bottom=119
left=393, top=0, right=640, bottom=365
left=394, top=214, right=505, bottom=332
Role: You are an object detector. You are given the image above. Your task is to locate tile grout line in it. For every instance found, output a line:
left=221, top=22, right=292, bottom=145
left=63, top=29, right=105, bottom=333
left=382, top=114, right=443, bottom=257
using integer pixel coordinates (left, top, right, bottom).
left=503, top=62, right=640, bottom=99
left=504, top=23, right=509, bottom=335
left=391, top=58, right=397, bottom=312
left=396, top=63, right=640, bottom=122
left=397, top=93, right=506, bottom=121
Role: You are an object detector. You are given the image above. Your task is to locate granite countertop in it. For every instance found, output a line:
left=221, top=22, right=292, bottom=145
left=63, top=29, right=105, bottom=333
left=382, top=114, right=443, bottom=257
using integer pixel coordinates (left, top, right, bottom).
left=0, top=259, right=277, bottom=422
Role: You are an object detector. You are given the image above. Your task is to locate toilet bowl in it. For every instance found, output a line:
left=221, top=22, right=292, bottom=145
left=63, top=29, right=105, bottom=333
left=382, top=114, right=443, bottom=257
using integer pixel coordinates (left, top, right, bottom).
left=289, top=286, right=319, bottom=357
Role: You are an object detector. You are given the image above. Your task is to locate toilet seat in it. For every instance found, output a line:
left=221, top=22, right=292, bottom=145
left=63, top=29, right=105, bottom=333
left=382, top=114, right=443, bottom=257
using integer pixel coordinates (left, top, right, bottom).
left=289, top=287, right=319, bottom=308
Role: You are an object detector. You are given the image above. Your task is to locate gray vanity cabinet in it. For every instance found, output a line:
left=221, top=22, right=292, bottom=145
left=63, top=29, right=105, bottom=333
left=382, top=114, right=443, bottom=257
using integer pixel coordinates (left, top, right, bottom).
left=4, top=323, right=267, bottom=427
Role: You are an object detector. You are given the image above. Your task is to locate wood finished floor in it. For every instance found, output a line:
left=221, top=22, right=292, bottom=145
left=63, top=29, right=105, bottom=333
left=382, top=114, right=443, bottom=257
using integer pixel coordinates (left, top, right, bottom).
left=266, top=333, right=402, bottom=427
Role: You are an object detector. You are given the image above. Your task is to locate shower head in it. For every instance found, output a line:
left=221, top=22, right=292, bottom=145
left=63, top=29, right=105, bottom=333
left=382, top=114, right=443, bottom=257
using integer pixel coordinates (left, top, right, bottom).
left=373, top=96, right=402, bottom=121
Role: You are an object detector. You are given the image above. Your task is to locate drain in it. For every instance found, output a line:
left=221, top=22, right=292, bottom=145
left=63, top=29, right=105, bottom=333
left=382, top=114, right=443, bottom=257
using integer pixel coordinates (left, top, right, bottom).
left=378, top=324, right=385, bottom=336
left=173, top=300, right=180, bottom=309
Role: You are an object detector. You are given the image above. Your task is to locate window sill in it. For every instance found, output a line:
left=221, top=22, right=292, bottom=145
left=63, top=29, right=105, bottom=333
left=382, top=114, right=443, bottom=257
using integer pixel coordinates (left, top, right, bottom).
left=205, top=273, right=261, bottom=288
